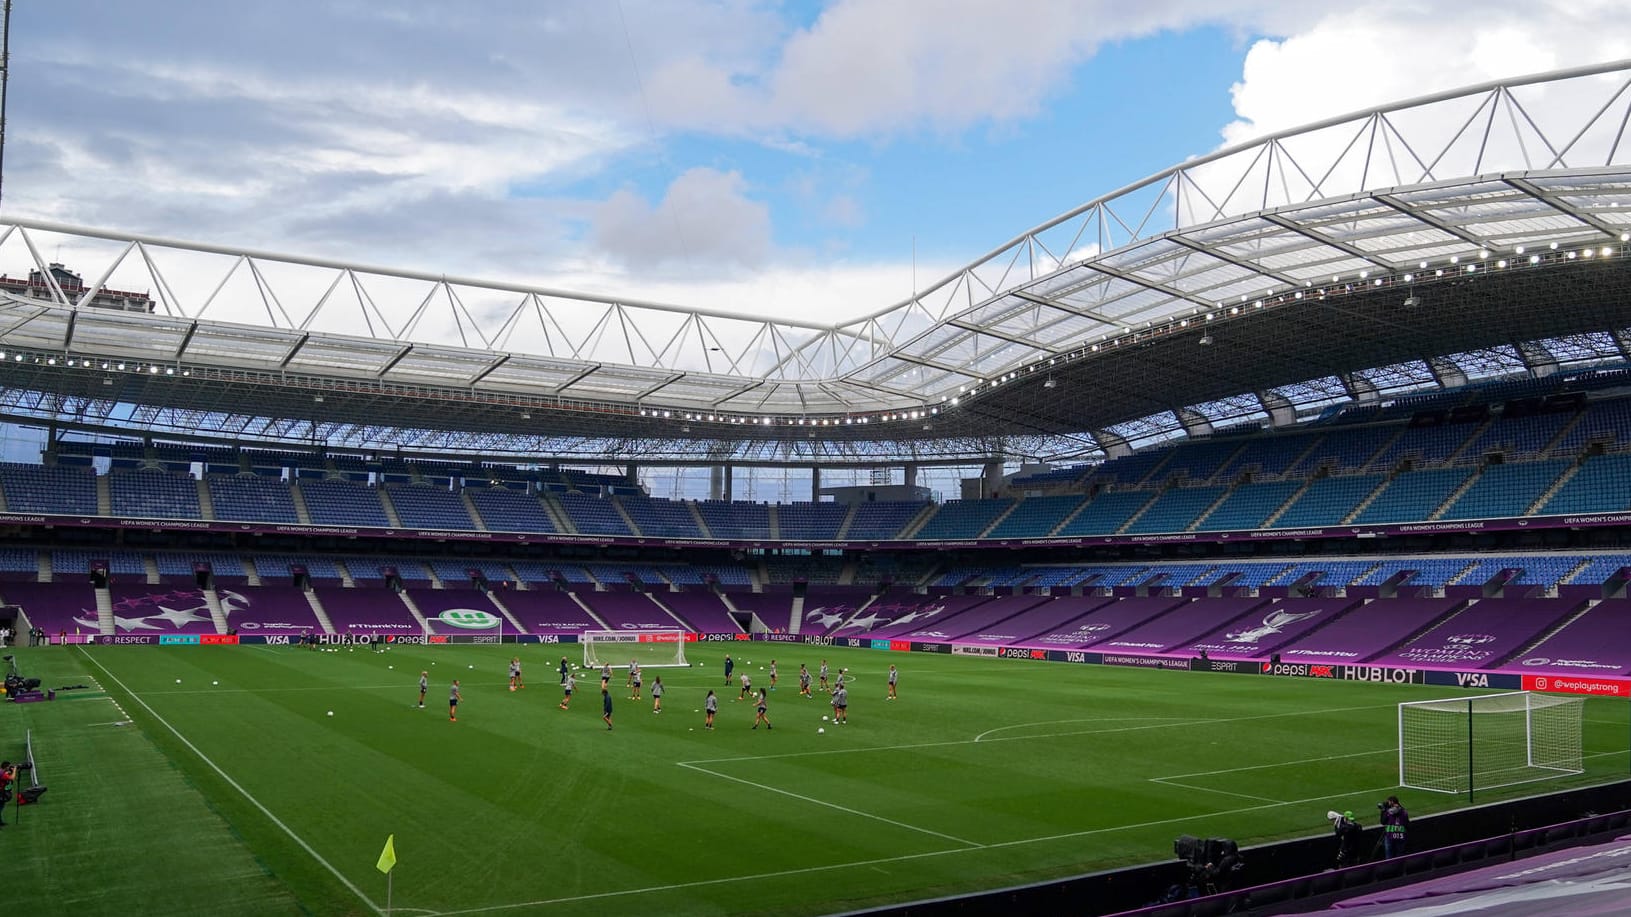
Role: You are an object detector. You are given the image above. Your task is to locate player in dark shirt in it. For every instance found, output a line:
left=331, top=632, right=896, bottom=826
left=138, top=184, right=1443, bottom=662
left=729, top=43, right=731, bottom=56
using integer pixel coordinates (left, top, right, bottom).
left=723, top=654, right=734, bottom=686
left=601, top=688, right=614, bottom=731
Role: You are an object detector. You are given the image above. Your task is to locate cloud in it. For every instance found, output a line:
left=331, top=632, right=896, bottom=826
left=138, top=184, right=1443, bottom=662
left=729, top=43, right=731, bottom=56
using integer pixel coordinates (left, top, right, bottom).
left=590, top=167, right=774, bottom=269
left=1220, top=1, right=1631, bottom=146
left=642, top=0, right=1309, bottom=139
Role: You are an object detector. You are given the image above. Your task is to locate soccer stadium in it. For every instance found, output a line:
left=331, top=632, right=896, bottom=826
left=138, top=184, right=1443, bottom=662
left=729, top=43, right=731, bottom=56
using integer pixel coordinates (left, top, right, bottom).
left=4, top=40, right=1631, bottom=917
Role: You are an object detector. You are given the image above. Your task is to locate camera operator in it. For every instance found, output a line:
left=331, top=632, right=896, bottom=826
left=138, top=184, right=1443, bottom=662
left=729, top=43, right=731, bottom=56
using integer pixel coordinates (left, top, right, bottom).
left=1379, top=795, right=1410, bottom=858
left=1333, top=810, right=1363, bottom=867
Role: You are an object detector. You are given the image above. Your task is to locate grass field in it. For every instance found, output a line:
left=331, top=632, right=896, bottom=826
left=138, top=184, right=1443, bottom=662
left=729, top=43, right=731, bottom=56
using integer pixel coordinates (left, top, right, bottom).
left=4, top=642, right=1628, bottom=916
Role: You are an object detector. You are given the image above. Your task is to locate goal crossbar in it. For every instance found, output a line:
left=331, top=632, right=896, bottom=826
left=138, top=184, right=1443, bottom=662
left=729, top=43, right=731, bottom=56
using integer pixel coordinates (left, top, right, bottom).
left=581, top=629, right=690, bottom=669
left=1398, top=691, right=1585, bottom=797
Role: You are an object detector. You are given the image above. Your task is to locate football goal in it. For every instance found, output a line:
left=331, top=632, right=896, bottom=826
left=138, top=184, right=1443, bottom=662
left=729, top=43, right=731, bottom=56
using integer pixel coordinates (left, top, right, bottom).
left=1398, top=691, right=1585, bottom=797
left=581, top=629, right=690, bottom=669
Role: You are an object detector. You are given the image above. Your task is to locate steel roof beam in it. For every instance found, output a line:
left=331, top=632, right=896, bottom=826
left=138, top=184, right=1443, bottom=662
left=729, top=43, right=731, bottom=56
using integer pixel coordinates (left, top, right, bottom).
left=1009, top=290, right=1133, bottom=330
left=375, top=344, right=414, bottom=378
left=1370, top=192, right=1486, bottom=249
left=1501, top=176, right=1624, bottom=238
left=466, top=353, right=510, bottom=387
left=278, top=333, right=310, bottom=369
left=1259, top=212, right=1397, bottom=272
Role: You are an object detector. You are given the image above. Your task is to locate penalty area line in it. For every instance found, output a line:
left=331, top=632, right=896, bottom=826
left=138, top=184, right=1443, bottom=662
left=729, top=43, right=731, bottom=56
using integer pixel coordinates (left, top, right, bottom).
left=429, top=782, right=1406, bottom=916
left=677, top=760, right=984, bottom=848
left=78, top=648, right=386, bottom=917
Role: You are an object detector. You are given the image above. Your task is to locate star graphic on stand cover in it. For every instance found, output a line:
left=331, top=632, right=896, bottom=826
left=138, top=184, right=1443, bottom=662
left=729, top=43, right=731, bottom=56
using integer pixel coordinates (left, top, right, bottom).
left=838, top=611, right=889, bottom=631
left=804, top=609, right=845, bottom=629
left=151, top=604, right=211, bottom=628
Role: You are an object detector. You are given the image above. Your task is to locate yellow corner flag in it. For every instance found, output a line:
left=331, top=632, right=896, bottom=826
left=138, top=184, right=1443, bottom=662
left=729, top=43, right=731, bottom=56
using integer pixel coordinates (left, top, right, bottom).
left=377, top=834, right=397, bottom=875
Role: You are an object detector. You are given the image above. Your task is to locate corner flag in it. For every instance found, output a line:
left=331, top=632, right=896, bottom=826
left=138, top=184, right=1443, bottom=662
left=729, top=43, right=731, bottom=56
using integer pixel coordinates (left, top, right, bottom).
left=376, top=834, right=397, bottom=874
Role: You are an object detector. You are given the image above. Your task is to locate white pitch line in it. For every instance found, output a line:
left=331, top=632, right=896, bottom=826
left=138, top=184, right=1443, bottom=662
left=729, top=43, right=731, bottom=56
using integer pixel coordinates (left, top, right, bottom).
left=677, top=761, right=984, bottom=848
left=1156, top=747, right=1396, bottom=781
left=78, top=648, right=384, bottom=917
left=429, top=782, right=1406, bottom=916
left=1146, top=780, right=1282, bottom=803
left=973, top=716, right=1194, bottom=742
left=677, top=700, right=1398, bottom=769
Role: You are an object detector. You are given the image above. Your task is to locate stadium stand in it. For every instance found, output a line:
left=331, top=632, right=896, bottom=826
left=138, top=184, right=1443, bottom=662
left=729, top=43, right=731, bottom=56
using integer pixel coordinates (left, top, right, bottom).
left=1438, top=459, right=1571, bottom=519
left=843, top=501, right=923, bottom=540
left=1271, top=474, right=1384, bottom=527
left=205, top=474, right=301, bottom=523
left=1056, top=490, right=1154, bottom=536
left=384, top=484, right=477, bottom=530
left=617, top=495, right=705, bottom=538
left=915, top=498, right=1014, bottom=539
left=463, top=487, right=558, bottom=533
left=0, top=463, right=100, bottom=515
left=553, top=492, right=634, bottom=536
left=694, top=501, right=772, bottom=540
left=986, top=494, right=1085, bottom=538
left=1194, top=480, right=1303, bottom=531
left=775, top=501, right=850, bottom=540
left=107, top=469, right=202, bottom=519
left=298, top=479, right=392, bottom=527
left=1350, top=467, right=1474, bottom=524
left=1538, top=453, right=1631, bottom=515
left=1124, top=485, right=1226, bottom=534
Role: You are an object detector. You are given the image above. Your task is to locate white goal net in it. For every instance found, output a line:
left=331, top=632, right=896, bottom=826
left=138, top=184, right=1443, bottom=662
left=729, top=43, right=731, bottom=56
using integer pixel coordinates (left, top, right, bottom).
left=1398, top=691, right=1585, bottom=795
left=581, top=629, right=690, bottom=669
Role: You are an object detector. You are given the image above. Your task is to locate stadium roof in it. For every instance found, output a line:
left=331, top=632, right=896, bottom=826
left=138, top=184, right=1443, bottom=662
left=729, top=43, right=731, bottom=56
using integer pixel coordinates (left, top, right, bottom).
left=2, top=61, right=1631, bottom=464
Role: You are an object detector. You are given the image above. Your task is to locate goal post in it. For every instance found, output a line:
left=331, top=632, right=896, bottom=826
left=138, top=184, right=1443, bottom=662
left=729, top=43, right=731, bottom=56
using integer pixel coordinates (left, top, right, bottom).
left=1398, top=691, right=1585, bottom=799
left=581, top=629, right=690, bottom=669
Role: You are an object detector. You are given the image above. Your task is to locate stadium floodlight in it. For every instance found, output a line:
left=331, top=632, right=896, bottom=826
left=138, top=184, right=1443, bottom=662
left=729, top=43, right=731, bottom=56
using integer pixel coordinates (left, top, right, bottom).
left=1398, top=691, right=1584, bottom=800
left=581, top=629, right=689, bottom=669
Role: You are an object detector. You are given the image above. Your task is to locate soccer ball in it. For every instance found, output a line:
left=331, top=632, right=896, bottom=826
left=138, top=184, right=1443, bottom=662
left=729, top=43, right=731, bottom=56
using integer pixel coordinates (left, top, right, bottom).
left=818, top=727, right=825, bottom=734
left=212, top=681, right=219, bottom=686
left=175, top=679, right=181, bottom=684
left=821, top=715, right=828, bottom=721
left=326, top=711, right=333, bottom=717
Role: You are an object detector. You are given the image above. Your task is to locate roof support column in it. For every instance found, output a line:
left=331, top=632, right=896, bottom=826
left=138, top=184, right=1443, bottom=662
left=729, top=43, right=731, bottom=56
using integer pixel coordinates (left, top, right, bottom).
left=1176, top=408, right=1213, bottom=438
left=1256, top=391, right=1298, bottom=429
left=1613, top=328, right=1631, bottom=359
left=1426, top=356, right=1468, bottom=390
left=810, top=465, right=821, bottom=503
left=1339, top=373, right=1380, bottom=405
left=1093, top=430, right=1131, bottom=460
left=1516, top=340, right=1559, bottom=378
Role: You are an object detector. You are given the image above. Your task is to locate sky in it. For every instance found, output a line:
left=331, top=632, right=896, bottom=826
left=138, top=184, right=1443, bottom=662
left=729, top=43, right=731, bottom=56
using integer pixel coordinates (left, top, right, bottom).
left=5, top=0, right=1628, bottom=328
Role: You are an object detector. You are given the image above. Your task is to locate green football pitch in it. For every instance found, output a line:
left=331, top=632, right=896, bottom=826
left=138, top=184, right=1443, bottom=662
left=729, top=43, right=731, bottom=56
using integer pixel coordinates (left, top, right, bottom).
left=4, top=643, right=1628, bottom=916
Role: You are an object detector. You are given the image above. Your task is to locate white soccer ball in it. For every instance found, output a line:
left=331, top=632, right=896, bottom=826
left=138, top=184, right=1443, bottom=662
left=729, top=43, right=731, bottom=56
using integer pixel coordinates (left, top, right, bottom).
left=388, top=665, right=394, bottom=669
left=468, top=664, right=474, bottom=669
left=818, top=727, right=825, bottom=733
left=175, top=679, right=181, bottom=684
left=821, top=715, right=828, bottom=721
left=212, top=680, right=219, bottom=686
left=326, top=711, right=333, bottom=716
